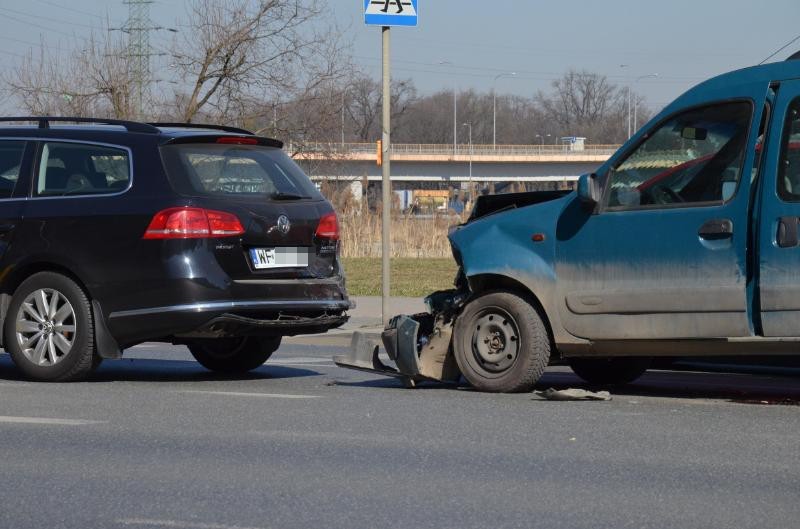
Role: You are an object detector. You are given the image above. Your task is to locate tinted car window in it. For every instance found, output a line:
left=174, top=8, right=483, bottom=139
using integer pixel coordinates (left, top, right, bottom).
left=35, top=142, right=130, bottom=197
left=160, top=144, right=322, bottom=199
left=605, top=101, right=752, bottom=209
left=777, top=98, right=800, bottom=202
left=0, top=141, right=26, bottom=199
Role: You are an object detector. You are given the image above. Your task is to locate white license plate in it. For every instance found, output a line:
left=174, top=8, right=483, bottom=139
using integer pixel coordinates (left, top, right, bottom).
left=250, top=247, right=310, bottom=269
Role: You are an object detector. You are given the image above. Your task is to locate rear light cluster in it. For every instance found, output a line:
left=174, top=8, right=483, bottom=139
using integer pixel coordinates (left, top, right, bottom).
left=143, top=207, right=245, bottom=239
left=315, top=212, right=340, bottom=241
left=216, top=136, right=259, bottom=145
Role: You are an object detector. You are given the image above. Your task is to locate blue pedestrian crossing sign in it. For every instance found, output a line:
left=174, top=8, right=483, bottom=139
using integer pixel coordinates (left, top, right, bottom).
left=364, top=0, right=418, bottom=27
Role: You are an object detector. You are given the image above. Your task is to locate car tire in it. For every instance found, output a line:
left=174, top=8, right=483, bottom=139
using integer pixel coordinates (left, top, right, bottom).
left=188, top=336, right=281, bottom=373
left=568, top=357, right=651, bottom=386
left=4, top=272, right=97, bottom=382
left=453, top=291, right=550, bottom=393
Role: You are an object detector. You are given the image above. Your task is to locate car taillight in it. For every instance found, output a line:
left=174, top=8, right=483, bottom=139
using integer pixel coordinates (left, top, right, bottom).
left=216, top=136, right=259, bottom=145
left=315, top=212, right=340, bottom=240
left=143, top=207, right=245, bottom=239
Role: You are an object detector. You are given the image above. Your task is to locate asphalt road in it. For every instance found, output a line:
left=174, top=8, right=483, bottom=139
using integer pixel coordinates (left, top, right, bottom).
left=1, top=335, right=799, bottom=529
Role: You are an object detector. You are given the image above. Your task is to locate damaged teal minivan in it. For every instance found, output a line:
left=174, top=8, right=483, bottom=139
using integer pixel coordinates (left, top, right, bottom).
left=337, top=56, right=800, bottom=392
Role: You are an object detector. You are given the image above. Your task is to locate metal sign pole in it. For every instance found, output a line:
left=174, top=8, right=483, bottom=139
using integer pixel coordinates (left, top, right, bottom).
left=381, top=26, right=392, bottom=326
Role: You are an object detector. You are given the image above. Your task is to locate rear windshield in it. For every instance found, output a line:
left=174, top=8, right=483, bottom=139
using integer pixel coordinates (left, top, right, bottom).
left=160, top=144, right=322, bottom=200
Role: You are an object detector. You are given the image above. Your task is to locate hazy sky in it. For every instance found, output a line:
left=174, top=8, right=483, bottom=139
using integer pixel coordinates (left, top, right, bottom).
left=1, top=0, right=798, bottom=112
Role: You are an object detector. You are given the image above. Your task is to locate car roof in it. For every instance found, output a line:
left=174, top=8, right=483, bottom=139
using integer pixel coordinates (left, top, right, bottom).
left=690, top=60, right=800, bottom=94
left=0, top=120, right=282, bottom=148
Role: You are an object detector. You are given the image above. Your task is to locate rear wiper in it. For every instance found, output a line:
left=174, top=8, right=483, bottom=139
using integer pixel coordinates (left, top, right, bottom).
left=271, top=191, right=308, bottom=200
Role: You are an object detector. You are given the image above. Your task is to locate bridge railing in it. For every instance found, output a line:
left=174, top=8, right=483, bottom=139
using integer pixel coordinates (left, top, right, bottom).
left=292, top=142, right=621, bottom=157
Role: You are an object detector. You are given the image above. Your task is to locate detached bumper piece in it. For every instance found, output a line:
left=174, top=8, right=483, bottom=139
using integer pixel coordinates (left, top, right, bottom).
left=180, top=312, right=349, bottom=338
left=334, top=311, right=461, bottom=388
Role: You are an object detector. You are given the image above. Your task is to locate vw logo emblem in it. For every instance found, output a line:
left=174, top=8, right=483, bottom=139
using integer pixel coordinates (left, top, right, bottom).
left=276, top=215, right=291, bottom=235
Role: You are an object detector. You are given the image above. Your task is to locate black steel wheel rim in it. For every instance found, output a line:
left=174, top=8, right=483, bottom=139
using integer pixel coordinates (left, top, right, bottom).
left=469, top=306, right=520, bottom=375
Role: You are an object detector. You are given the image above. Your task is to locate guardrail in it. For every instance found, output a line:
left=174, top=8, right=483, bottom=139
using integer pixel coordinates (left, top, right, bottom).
left=291, top=142, right=621, bottom=157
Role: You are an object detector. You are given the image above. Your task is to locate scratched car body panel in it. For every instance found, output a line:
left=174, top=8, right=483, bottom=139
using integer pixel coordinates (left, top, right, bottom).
left=336, top=58, right=800, bottom=392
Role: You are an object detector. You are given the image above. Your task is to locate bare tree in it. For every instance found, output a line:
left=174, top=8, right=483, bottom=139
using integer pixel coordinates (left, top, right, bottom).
left=168, top=0, right=348, bottom=124
left=534, top=70, right=628, bottom=142
left=4, top=35, right=133, bottom=118
left=345, top=72, right=417, bottom=142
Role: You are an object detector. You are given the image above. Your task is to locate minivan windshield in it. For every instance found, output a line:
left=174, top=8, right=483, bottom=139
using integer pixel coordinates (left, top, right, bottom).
left=160, top=143, right=322, bottom=200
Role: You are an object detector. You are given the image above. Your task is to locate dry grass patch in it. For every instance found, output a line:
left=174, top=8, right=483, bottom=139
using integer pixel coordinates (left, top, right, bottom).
left=342, top=258, right=458, bottom=297
left=339, top=213, right=457, bottom=258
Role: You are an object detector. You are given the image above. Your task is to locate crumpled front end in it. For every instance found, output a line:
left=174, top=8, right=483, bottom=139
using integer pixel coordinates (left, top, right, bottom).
left=333, top=289, right=468, bottom=386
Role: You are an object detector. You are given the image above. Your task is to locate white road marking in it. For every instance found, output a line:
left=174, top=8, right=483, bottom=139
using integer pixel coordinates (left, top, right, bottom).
left=117, top=519, right=266, bottom=529
left=0, top=415, right=104, bottom=426
left=177, top=390, right=320, bottom=399
left=268, top=362, right=333, bottom=368
left=269, top=357, right=333, bottom=364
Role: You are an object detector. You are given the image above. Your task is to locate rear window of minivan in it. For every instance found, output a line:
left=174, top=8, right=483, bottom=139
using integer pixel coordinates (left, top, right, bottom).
left=160, top=143, right=322, bottom=200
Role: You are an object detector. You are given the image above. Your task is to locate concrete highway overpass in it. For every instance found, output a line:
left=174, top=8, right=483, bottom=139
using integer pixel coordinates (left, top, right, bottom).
left=292, top=143, right=618, bottom=186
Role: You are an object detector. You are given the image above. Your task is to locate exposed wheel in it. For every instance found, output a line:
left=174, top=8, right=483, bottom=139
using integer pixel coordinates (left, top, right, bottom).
left=453, top=291, right=551, bottom=393
left=568, top=357, right=651, bottom=386
left=188, top=336, right=281, bottom=373
left=4, top=272, right=97, bottom=382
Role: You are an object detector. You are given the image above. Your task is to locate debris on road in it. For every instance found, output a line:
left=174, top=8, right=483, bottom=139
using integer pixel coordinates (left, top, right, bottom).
left=535, top=388, right=612, bottom=401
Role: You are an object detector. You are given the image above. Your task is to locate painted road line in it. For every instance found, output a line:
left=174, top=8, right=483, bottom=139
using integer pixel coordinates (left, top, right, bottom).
left=117, top=519, right=266, bottom=529
left=0, top=416, right=104, bottom=426
left=268, top=362, right=334, bottom=367
left=269, top=356, right=333, bottom=364
left=177, top=390, right=320, bottom=399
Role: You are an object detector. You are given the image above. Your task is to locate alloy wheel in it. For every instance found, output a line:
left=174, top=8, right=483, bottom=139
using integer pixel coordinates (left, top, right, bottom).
left=15, top=288, right=76, bottom=367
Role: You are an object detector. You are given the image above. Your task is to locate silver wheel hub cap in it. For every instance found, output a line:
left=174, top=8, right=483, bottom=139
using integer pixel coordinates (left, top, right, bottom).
left=15, top=288, right=76, bottom=367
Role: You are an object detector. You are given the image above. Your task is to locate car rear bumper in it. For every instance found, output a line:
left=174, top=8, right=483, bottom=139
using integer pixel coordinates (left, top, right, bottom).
left=106, top=298, right=352, bottom=346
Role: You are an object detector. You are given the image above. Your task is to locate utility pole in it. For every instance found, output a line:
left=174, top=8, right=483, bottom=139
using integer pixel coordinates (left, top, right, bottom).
left=364, top=0, right=418, bottom=325
left=493, top=72, right=515, bottom=149
left=112, top=0, right=177, bottom=120
left=124, top=0, right=154, bottom=120
left=381, top=27, right=392, bottom=326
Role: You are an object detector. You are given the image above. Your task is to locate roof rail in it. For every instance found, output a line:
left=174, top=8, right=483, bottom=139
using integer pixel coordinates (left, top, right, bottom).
left=148, top=122, right=254, bottom=135
left=0, top=116, right=159, bottom=134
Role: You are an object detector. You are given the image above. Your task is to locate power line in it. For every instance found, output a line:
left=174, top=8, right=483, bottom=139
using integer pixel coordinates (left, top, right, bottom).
left=0, top=12, right=83, bottom=39
left=0, top=35, right=47, bottom=49
left=0, top=49, right=27, bottom=59
left=0, top=6, right=100, bottom=30
left=354, top=56, right=700, bottom=85
left=356, top=55, right=703, bottom=83
left=29, top=0, right=105, bottom=19
left=399, top=35, right=750, bottom=60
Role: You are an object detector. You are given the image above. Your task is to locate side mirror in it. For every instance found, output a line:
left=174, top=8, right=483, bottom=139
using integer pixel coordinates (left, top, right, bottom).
left=577, top=173, right=602, bottom=208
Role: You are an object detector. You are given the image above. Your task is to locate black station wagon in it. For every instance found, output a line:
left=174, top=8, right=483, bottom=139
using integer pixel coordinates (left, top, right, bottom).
left=0, top=117, right=351, bottom=381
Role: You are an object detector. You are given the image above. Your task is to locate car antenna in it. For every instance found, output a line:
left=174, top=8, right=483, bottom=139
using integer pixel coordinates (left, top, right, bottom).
left=758, top=34, right=800, bottom=64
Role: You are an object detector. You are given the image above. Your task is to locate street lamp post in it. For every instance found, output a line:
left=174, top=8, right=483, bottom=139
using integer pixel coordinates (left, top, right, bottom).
left=462, top=122, right=473, bottom=181
left=620, top=64, right=631, bottom=139
left=340, top=87, right=349, bottom=149
left=633, top=73, right=658, bottom=132
left=493, top=72, right=516, bottom=149
left=439, top=60, right=457, bottom=155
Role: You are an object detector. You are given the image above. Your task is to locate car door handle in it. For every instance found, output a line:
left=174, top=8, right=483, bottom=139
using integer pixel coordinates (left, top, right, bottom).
left=698, top=219, right=733, bottom=240
left=777, top=216, right=799, bottom=248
